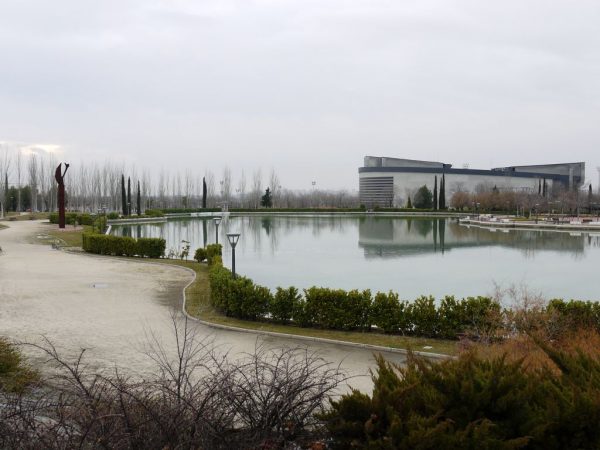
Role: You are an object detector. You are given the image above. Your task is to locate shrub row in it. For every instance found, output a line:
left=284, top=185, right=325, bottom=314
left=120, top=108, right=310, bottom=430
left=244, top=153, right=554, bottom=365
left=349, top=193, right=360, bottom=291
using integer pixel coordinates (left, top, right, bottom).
left=49, top=212, right=95, bottom=226
left=207, top=258, right=600, bottom=339
left=208, top=260, right=504, bottom=339
left=82, top=233, right=166, bottom=258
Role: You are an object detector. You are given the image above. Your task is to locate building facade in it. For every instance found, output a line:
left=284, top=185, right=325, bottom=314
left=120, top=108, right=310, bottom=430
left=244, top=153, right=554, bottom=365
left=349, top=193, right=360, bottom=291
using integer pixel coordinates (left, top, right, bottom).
left=359, top=156, right=585, bottom=207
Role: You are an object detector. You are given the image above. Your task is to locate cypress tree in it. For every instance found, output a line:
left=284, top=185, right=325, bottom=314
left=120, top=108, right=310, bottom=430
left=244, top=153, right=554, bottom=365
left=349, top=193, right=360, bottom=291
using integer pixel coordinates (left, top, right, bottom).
left=202, top=177, right=207, bottom=208
left=433, top=176, right=438, bottom=210
left=407, top=195, right=412, bottom=209
left=538, top=179, right=542, bottom=195
left=589, top=184, right=593, bottom=213
left=439, top=174, right=446, bottom=209
left=121, top=174, right=127, bottom=216
left=137, top=180, right=141, bottom=216
left=127, top=177, right=132, bottom=216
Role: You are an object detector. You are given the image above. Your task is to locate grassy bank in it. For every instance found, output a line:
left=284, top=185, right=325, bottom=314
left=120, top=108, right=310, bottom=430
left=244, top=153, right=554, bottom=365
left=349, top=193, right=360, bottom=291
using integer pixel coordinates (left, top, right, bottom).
left=32, top=226, right=457, bottom=355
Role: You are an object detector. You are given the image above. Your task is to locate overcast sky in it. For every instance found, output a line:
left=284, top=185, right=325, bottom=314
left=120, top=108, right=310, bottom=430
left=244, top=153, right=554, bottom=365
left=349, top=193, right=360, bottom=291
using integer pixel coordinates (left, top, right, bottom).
left=1, top=0, right=599, bottom=190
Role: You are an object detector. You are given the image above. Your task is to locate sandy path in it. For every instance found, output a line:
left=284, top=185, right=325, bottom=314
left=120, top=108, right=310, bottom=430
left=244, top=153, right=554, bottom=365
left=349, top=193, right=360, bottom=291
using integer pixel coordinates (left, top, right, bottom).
left=0, top=221, right=407, bottom=392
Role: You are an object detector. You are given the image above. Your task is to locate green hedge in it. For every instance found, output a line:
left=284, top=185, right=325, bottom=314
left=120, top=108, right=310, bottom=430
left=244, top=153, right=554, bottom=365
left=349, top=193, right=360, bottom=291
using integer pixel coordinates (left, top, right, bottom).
left=206, top=257, right=600, bottom=339
left=49, top=212, right=95, bottom=226
left=207, top=259, right=506, bottom=339
left=82, top=233, right=165, bottom=258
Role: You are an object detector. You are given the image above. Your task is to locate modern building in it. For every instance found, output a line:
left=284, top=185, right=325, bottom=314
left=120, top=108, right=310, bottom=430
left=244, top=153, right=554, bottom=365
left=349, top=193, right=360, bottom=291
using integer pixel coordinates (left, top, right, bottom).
left=359, top=156, right=585, bottom=207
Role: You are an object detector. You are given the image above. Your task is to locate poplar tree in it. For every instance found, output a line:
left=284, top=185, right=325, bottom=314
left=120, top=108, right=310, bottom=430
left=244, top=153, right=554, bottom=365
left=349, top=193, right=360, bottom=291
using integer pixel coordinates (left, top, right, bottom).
left=433, top=176, right=438, bottom=210
left=121, top=174, right=127, bottom=216
left=137, top=180, right=141, bottom=216
left=127, top=177, right=132, bottom=216
left=439, top=174, right=446, bottom=209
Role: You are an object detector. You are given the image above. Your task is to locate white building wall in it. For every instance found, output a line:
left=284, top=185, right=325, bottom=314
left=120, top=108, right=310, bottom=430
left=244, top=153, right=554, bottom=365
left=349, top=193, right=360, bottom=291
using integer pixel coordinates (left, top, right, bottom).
left=360, top=171, right=554, bottom=207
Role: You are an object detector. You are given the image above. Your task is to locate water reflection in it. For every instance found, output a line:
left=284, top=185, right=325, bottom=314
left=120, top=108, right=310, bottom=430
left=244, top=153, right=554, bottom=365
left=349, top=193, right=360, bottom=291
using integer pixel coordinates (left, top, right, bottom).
left=112, top=216, right=600, bottom=260
left=111, top=215, right=600, bottom=299
left=358, top=217, right=592, bottom=259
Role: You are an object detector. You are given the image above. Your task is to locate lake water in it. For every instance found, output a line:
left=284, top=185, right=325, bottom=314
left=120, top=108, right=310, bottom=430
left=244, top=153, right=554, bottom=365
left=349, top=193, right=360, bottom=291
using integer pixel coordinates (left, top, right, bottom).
left=112, top=215, right=600, bottom=301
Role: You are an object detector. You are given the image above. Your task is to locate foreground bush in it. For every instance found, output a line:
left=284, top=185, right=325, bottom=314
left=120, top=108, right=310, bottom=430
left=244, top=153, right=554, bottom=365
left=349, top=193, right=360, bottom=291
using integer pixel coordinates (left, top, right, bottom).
left=0, top=319, right=345, bottom=449
left=323, top=341, right=600, bottom=449
left=0, top=338, right=38, bottom=394
left=82, top=233, right=166, bottom=258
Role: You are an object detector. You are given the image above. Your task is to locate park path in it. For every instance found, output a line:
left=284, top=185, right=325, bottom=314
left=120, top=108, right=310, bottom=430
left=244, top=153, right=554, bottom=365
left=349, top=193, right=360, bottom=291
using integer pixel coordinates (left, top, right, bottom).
left=0, top=221, right=408, bottom=392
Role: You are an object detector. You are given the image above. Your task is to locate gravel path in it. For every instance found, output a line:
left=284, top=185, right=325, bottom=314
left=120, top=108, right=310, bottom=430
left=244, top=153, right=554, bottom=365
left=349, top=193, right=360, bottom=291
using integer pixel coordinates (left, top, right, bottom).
left=0, top=221, right=408, bottom=392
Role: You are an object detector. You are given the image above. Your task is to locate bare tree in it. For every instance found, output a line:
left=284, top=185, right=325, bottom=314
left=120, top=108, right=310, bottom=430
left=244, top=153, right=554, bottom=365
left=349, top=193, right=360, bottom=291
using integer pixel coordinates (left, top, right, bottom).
left=269, top=168, right=280, bottom=208
left=222, top=166, right=232, bottom=206
left=0, top=316, right=347, bottom=449
left=252, top=168, right=262, bottom=209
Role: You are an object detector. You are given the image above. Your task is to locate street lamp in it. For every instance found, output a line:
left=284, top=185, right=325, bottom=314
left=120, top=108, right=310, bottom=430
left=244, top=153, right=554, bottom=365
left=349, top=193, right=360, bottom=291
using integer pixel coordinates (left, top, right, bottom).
left=213, top=217, right=222, bottom=244
left=226, top=233, right=241, bottom=278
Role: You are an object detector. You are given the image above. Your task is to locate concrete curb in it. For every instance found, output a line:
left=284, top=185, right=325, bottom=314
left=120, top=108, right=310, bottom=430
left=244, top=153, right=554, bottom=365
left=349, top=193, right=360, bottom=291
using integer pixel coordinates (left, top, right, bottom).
left=58, top=247, right=453, bottom=361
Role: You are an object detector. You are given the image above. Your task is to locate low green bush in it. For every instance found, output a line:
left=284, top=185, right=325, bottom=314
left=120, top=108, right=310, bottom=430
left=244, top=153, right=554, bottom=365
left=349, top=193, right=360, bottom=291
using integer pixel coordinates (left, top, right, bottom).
left=107, top=212, right=119, bottom=220
left=143, top=209, right=164, bottom=217
left=49, top=212, right=95, bottom=226
left=82, top=233, right=165, bottom=258
left=270, top=287, right=301, bottom=324
left=194, top=247, right=207, bottom=263
left=206, top=244, right=222, bottom=265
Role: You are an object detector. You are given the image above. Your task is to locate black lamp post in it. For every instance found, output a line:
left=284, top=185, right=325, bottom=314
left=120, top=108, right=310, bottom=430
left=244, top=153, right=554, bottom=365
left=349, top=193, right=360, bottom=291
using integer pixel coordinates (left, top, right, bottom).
left=213, top=217, right=222, bottom=244
left=226, top=233, right=240, bottom=278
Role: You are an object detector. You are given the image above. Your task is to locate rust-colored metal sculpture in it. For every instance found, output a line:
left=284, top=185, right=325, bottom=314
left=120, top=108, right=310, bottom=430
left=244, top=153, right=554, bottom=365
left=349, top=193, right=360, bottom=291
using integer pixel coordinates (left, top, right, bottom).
left=54, top=163, right=70, bottom=228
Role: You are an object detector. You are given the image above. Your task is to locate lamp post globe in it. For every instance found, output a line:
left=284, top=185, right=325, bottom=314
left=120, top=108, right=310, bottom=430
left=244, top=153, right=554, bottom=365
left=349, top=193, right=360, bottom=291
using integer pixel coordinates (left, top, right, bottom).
left=226, top=233, right=241, bottom=278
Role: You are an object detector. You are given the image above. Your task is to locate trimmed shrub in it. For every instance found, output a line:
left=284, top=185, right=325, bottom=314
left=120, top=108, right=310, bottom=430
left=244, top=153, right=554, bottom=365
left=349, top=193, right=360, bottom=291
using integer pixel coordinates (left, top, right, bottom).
left=271, top=287, right=301, bottom=324
left=50, top=212, right=95, bottom=226
left=194, top=248, right=207, bottom=263
left=82, top=233, right=165, bottom=258
left=137, top=237, right=166, bottom=258
left=371, top=291, right=401, bottom=333
left=107, top=212, right=119, bottom=220
left=144, top=209, right=164, bottom=217
left=408, top=295, right=438, bottom=337
left=206, top=244, right=222, bottom=265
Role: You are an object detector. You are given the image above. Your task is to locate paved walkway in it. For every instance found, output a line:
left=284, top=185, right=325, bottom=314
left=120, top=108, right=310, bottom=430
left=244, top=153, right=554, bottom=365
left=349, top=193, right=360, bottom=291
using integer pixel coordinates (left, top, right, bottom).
left=0, top=221, right=409, bottom=392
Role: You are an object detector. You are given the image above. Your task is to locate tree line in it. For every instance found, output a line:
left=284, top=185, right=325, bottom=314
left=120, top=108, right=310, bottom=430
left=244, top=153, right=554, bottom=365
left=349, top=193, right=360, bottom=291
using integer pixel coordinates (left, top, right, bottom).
left=0, top=146, right=358, bottom=215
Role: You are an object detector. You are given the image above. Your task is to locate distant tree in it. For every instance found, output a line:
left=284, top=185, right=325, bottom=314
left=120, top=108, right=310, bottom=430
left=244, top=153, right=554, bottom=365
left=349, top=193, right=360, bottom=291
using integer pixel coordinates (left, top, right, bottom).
left=261, top=187, right=273, bottom=208
left=137, top=180, right=141, bottom=216
left=406, top=195, right=412, bottom=209
left=413, top=185, right=433, bottom=209
left=127, top=177, right=132, bottom=216
left=451, top=191, right=471, bottom=210
left=439, top=174, right=446, bottom=209
left=589, top=184, right=593, bottom=213
left=121, top=174, right=126, bottom=216
left=538, top=179, right=542, bottom=196
left=202, top=177, right=207, bottom=209
left=433, top=176, right=438, bottom=210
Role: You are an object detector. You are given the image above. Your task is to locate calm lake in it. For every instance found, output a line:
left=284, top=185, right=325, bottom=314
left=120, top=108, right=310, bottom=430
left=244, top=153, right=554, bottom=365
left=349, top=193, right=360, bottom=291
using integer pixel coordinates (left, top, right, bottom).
left=112, top=215, right=600, bottom=301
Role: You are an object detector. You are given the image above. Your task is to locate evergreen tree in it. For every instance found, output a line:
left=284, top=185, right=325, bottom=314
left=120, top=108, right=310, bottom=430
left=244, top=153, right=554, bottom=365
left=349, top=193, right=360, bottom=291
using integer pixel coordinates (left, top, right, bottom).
left=543, top=178, right=548, bottom=197
left=407, top=195, right=412, bottom=209
left=413, top=185, right=433, bottom=209
left=433, top=176, right=438, bottom=210
left=127, top=177, right=132, bottom=216
left=137, top=180, right=141, bottom=216
left=261, top=187, right=273, bottom=208
left=121, top=174, right=127, bottom=216
left=439, top=174, right=446, bottom=209
left=202, top=177, right=207, bottom=209
left=538, top=179, right=542, bottom=195
left=589, top=184, right=593, bottom=213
